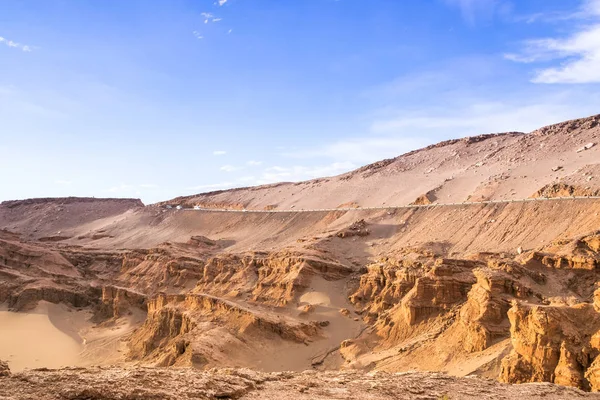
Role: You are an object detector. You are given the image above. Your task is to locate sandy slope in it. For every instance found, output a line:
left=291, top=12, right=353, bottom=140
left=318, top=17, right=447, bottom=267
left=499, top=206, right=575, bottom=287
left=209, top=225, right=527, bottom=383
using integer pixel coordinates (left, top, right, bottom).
left=161, top=114, right=600, bottom=210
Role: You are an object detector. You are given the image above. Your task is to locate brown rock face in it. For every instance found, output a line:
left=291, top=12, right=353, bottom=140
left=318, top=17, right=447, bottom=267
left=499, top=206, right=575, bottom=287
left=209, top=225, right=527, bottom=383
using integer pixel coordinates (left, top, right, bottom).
left=129, top=293, right=321, bottom=367
left=500, top=302, right=600, bottom=390
left=524, top=235, right=600, bottom=270
left=99, top=286, right=147, bottom=319
left=458, top=270, right=512, bottom=353
left=531, top=183, right=600, bottom=199
left=0, top=360, right=10, bottom=377
left=336, top=220, right=370, bottom=238
left=350, top=257, right=431, bottom=320
left=2, top=368, right=597, bottom=400
left=351, top=257, right=478, bottom=325
left=198, top=252, right=352, bottom=306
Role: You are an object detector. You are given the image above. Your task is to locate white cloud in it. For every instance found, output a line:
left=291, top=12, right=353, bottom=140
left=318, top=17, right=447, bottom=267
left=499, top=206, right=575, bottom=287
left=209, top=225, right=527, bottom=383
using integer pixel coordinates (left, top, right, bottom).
left=220, top=164, right=241, bottom=172
left=371, top=98, right=599, bottom=137
left=282, top=136, right=429, bottom=164
left=212, top=18, right=222, bottom=22
left=256, top=162, right=357, bottom=184
left=247, top=160, right=263, bottom=166
left=0, top=36, right=33, bottom=52
left=228, top=29, right=233, bottom=34
left=201, top=12, right=215, bottom=24
left=213, top=150, right=227, bottom=156
left=193, top=31, right=204, bottom=39
left=506, top=0, right=600, bottom=83
left=443, top=0, right=512, bottom=25
left=217, top=0, right=227, bottom=5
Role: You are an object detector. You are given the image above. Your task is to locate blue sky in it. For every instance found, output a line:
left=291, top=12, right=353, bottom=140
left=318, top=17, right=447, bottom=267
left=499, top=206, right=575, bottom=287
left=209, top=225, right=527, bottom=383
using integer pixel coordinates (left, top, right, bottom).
left=1, top=0, right=599, bottom=204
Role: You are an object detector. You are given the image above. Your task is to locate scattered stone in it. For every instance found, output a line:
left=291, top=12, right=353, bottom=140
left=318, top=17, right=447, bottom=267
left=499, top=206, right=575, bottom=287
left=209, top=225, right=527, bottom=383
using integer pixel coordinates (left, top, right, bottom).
left=299, top=304, right=315, bottom=315
left=552, top=166, right=563, bottom=172
left=337, top=220, right=370, bottom=238
left=0, top=360, right=10, bottom=377
left=576, top=143, right=596, bottom=153
left=340, top=308, right=351, bottom=317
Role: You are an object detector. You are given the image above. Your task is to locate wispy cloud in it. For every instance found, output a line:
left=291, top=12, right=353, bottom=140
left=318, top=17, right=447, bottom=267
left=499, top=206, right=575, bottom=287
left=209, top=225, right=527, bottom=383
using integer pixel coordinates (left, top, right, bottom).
left=443, top=0, right=512, bottom=25
left=505, top=0, right=600, bottom=83
left=220, top=164, right=242, bottom=172
left=217, top=0, right=228, bottom=5
left=213, top=150, right=226, bottom=156
left=282, top=136, right=428, bottom=164
left=193, top=31, right=203, bottom=39
left=247, top=160, right=262, bottom=166
left=256, top=162, right=357, bottom=184
left=201, top=12, right=223, bottom=24
left=0, top=36, right=33, bottom=52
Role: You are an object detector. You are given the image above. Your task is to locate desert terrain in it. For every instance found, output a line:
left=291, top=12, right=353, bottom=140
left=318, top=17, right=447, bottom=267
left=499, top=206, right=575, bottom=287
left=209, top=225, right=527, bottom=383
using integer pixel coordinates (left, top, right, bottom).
left=2, top=114, right=600, bottom=399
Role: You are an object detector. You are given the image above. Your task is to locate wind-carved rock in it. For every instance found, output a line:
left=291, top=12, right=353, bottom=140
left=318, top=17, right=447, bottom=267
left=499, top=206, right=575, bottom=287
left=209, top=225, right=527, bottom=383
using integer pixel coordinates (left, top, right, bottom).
left=99, top=286, right=147, bottom=319
left=129, top=292, right=322, bottom=367
left=500, top=301, right=600, bottom=391
left=524, top=234, right=600, bottom=271
left=0, top=360, right=10, bottom=377
left=458, top=270, right=513, bottom=353
left=197, top=252, right=352, bottom=306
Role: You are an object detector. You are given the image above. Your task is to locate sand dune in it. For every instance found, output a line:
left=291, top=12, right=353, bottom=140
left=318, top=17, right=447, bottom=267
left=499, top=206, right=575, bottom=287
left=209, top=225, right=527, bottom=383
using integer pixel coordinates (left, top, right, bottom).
left=0, top=302, right=83, bottom=372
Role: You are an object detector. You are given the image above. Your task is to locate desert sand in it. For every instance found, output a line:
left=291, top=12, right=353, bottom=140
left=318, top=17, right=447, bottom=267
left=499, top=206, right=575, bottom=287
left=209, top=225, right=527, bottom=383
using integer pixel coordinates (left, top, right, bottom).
left=0, top=302, right=82, bottom=371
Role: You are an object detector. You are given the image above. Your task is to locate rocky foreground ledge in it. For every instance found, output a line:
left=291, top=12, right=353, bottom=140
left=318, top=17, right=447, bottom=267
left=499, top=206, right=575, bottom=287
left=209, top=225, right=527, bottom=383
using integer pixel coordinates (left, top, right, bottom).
left=1, top=366, right=598, bottom=400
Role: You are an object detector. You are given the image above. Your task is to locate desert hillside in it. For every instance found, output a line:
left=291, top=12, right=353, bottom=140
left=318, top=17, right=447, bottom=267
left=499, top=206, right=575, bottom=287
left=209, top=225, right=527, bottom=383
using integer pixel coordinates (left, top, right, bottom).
left=2, top=114, right=600, bottom=398
left=162, top=114, right=600, bottom=210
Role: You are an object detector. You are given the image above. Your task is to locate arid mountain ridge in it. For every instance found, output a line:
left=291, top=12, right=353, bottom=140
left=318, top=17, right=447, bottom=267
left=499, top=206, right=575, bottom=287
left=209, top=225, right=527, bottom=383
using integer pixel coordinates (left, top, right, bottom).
left=162, top=114, right=600, bottom=210
left=1, top=113, right=600, bottom=399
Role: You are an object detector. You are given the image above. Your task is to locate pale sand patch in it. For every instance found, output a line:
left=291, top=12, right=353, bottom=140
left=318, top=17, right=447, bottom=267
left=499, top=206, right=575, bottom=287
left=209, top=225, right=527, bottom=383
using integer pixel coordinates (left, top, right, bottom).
left=299, top=291, right=331, bottom=306
left=0, top=302, right=83, bottom=372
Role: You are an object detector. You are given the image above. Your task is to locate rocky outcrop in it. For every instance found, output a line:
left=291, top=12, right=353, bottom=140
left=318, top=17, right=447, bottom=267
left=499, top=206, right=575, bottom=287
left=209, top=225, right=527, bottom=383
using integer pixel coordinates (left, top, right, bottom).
left=336, top=220, right=370, bottom=239
left=0, top=360, right=9, bottom=377
left=411, top=190, right=438, bottom=206
left=404, top=260, right=477, bottom=324
left=2, top=368, right=596, bottom=400
left=98, top=285, right=147, bottom=319
left=129, top=293, right=321, bottom=367
left=500, top=302, right=600, bottom=391
left=197, top=252, right=352, bottom=306
left=350, top=257, right=431, bottom=320
left=351, top=257, right=479, bottom=324
left=120, top=248, right=205, bottom=291
left=523, top=234, right=600, bottom=271
left=531, top=183, right=600, bottom=199
left=0, top=197, right=143, bottom=209
left=5, top=285, right=100, bottom=311
left=458, top=270, right=514, bottom=353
